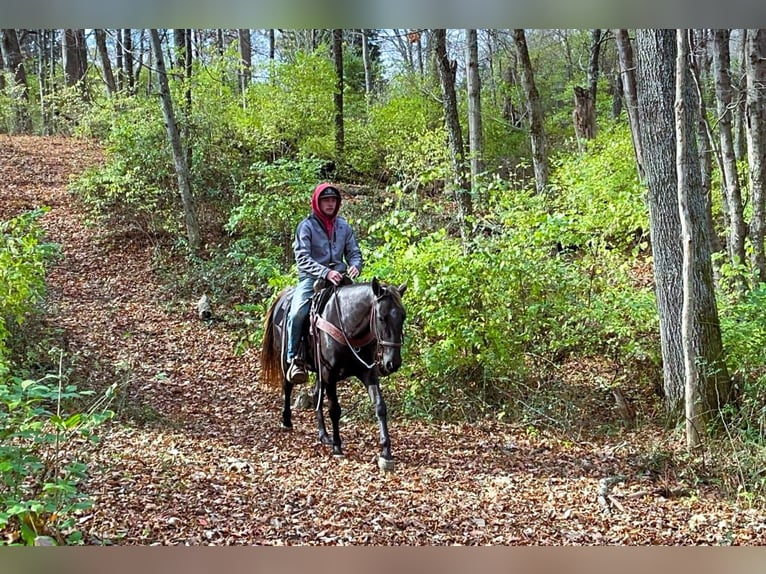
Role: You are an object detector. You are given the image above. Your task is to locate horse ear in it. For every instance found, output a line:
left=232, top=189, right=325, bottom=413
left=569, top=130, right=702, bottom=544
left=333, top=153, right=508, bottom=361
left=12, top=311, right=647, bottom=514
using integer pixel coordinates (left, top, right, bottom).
left=372, top=277, right=382, bottom=296
left=397, top=283, right=407, bottom=297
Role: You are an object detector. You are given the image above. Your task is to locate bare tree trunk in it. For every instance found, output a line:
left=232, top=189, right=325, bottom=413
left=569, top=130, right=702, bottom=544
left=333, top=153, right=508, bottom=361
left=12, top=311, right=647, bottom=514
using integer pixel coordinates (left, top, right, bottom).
left=62, top=29, right=88, bottom=99
left=745, top=29, right=766, bottom=286
left=734, top=30, right=748, bottom=162
left=269, top=29, right=275, bottom=59
left=149, top=28, right=201, bottom=252
left=675, top=29, right=703, bottom=449
left=123, top=29, right=135, bottom=95
left=466, top=29, right=483, bottom=192
left=712, top=29, right=747, bottom=288
left=588, top=29, right=602, bottom=102
left=573, top=85, right=597, bottom=148
left=690, top=30, right=724, bottom=264
left=513, top=28, right=549, bottom=195
left=95, top=29, right=117, bottom=97
left=238, top=29, right=251, bottom=92
left=0, top=29, right=32, bottom=133
left=616, top=29, right=644, bottom=181
left=434, top=28, right=472, bottom=246
left=332, top=29, right=344, bottom=169
left=636, top=28, right=732, bottom=417
left=361, top=29, right=372, bottom=98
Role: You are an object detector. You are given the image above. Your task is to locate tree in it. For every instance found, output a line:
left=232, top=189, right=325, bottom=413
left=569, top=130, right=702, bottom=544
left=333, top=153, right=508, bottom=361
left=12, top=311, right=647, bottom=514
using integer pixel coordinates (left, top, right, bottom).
left=62, top=29, right=88, bottom=97
left=675, top=29, right=703, bottom=448
left=745, top=29, right=766, bottom=286
left=95, top=29, right=117, bottom=97
left=615, top=29, right=644, bottom=181
left=712, top=28, right=747, bottom=287
left=238, top=29, right=251, bottom=92
left=635, top=28, right=731, bottom=419
left=332, top=29, right=345, bottom=168
left=0, top=29, right=32, bottom=132
left=434, top=29, right=472, bottom=245
left=466, top=29, right=484, bottom=191
left=148, top=29, right=201, bottom=252
left=512, top=29, right=549, bottom=195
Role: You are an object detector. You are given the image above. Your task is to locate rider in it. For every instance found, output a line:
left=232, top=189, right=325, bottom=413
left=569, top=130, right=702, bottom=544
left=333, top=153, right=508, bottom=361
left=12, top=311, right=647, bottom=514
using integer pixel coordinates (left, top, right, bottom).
left=285, top=182, right=362, bottom=384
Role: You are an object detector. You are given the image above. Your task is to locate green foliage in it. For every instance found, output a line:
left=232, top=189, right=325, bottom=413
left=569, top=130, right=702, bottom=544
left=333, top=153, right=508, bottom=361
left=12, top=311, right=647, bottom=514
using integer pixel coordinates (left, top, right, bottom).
left=0, top=209, right=58, bottom=366
left=365, top=75, right=449, bottom=186
left=0, top=209, right=111, bottom=545
left=72, top=97, right=176, bottom=232
left=549, top=122, right=647, bottom=252
left=240, top=51, right=337, bottom=160
left=0, top=369, right=114, bottom=545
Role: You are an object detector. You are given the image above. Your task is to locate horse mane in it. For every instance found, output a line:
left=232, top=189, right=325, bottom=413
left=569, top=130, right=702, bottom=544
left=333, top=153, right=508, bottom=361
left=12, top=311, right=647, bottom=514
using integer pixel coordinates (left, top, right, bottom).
left=260, top=288, right=290, bottom=389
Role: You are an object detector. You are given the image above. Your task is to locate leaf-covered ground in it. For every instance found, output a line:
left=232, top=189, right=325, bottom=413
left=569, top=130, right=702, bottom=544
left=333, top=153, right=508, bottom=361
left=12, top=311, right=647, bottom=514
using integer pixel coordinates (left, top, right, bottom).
left=2, top=134, right=765, bottom=545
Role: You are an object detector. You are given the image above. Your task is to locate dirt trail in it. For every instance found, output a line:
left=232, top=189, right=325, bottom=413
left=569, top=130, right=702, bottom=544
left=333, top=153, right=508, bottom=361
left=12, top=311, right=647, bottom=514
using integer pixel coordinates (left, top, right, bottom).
left=2, top=134, right=763, bottom=545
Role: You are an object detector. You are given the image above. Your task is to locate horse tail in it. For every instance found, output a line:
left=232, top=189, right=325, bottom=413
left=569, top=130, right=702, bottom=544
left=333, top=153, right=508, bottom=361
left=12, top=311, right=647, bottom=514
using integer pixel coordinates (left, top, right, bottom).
left=260, top=289, right=288, bottom=389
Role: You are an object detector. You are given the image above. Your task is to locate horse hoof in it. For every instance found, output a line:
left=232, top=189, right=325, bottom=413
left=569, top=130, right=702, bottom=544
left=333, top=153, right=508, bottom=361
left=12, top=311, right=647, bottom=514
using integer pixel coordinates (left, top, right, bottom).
left=378, top=457, right=395, bottom=472
left=333, top=452, right=345, bottom=459
left=281, top=423, right=292, bottom=431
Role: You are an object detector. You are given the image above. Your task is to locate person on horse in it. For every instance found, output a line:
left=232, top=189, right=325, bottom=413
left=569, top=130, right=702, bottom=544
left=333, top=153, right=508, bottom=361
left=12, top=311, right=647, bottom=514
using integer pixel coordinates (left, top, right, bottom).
left=285, top=182, right=362, bottom=384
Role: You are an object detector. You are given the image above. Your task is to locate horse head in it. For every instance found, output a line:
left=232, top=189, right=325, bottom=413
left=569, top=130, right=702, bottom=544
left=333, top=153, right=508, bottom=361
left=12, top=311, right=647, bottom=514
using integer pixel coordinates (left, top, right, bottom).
left=371, top=277, right=407, bottom=376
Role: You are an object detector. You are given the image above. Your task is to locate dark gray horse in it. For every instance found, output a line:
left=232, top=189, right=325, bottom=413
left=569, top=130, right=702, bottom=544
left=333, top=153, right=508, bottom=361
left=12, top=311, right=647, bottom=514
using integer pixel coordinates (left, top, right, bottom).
left=261, top=278, right=406, bottom=471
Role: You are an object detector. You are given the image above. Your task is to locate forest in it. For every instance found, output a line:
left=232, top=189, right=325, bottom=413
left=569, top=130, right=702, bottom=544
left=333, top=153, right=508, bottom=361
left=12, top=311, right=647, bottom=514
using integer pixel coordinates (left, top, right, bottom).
left=2, top=28, right=766, bottom=545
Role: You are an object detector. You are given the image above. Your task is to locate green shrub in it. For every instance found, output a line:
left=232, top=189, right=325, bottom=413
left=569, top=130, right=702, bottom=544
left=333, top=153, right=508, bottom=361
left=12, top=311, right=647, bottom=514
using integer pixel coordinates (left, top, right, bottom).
left=0, top=209, right=58, bottom=364
left=0, top=369, right=114, bottom=545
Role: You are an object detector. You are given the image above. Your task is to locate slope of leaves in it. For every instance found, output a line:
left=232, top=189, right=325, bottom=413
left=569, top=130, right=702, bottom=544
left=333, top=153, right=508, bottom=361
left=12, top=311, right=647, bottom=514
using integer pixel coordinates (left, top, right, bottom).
left=1, top=134, right=764, bottom=545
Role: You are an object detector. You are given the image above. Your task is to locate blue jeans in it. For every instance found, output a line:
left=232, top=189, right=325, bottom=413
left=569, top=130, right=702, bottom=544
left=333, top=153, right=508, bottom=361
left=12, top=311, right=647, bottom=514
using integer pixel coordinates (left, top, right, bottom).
left=286, top=277, right=316, bottom=362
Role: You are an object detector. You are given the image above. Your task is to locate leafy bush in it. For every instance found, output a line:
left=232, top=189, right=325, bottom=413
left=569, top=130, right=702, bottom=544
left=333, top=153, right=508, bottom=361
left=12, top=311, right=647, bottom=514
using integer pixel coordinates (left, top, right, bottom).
left=0, top=209, right=58, bottom=365
left=0, top=210, right=112, bottom=545
left=0, top=369, right=114, bottom=545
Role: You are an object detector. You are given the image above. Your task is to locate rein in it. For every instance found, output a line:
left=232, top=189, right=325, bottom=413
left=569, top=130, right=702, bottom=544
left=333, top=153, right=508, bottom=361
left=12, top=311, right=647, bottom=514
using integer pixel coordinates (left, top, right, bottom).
left=312, top=284, right=402, bottom=370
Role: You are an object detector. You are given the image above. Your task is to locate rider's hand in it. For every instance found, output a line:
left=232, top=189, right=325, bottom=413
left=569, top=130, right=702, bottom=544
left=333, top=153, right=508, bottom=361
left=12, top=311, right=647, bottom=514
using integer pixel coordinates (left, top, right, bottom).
left=327, top=269, right=343, bottom=285
left=347, top=265, right=360, bottom=280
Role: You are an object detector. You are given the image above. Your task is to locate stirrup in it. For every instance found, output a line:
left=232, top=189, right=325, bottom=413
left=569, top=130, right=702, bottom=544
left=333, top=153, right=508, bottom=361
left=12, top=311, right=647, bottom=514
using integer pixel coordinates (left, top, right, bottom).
left=287, top=360, right=307, bottom=384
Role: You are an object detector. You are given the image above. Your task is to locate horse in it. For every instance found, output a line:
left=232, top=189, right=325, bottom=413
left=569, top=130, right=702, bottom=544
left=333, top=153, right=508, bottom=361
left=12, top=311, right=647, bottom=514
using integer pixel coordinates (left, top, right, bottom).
left=260, top=277, right=407, bottom=471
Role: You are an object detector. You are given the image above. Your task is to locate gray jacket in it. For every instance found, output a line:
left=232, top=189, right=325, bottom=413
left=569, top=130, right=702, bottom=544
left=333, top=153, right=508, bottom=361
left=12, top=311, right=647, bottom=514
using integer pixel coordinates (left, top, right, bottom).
left=293, top=213, right=363, bottom=280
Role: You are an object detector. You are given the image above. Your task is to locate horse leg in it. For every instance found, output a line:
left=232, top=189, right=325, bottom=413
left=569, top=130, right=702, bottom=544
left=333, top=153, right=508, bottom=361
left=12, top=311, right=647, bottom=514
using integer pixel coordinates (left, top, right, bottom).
left=281, top=379, right=294, bottom=430
left=324, top=380, right=344, bottom=457
left=314, top=377, right=332, bottom=446
left=366, top=379, right=394, bottom=471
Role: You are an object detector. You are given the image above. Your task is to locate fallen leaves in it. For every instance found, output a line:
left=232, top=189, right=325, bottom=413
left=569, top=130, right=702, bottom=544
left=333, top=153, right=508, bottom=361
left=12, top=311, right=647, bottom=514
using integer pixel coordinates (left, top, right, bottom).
left=1, top=134, right=765, bottom=545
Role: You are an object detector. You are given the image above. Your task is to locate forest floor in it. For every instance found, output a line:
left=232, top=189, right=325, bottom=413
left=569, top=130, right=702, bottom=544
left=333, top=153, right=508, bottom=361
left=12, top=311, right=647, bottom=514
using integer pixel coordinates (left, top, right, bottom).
left=2, top=134, right=765, bottom=546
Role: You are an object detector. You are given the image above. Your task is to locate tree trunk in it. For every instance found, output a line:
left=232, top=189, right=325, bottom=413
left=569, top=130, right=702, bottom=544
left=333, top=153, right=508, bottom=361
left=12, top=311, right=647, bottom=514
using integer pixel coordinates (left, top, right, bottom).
left=0, top=29, right=32, bottom=133
left=615, top=29, right=644, bottom=181
left=148, top=29, right=201, bottom=252
left=734, top=30, right=748, bottom=162
left=361, top=29, right=372, bottom=98
left=675, top=29, right=703, bottom=449
left=238, top=29, right=251, bottom=92
left=712, top=29, right=747, bottom=287
left=123, top=29, right=135, bottom=95
left=588, top=29, right=602, bottom=102
left=332, top=29, right=345, bottom=169
left=690, top=30, right=724, bottom=265
left=745, top=29, right=766, bottom=286
left=513, top=28, right=549, bottom=195
left=636, top=28, right=732, bottom=417
left=466, top=29, right=483, bottom=192
left=573, top=85, right=597, bottom=147
left=434, top=28, right=472, bottom=245
left=62, top=29, right=88, bottom=93
left=95, top=29, right=117, bottom=97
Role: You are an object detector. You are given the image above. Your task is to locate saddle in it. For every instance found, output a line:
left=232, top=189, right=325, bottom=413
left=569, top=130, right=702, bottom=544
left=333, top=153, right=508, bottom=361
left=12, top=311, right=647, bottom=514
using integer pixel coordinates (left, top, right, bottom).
left=283, top=276, right=353, bottom=371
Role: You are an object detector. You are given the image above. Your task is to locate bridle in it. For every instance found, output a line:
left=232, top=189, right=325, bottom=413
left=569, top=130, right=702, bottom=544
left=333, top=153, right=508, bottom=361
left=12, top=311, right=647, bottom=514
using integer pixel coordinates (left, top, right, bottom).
left=312, top=285, right=404, bottom=370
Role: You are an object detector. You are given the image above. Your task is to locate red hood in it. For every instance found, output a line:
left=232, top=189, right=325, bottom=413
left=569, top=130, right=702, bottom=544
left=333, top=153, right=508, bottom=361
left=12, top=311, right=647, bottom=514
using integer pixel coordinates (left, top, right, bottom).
left=311, top=182, right=341, bottom=236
